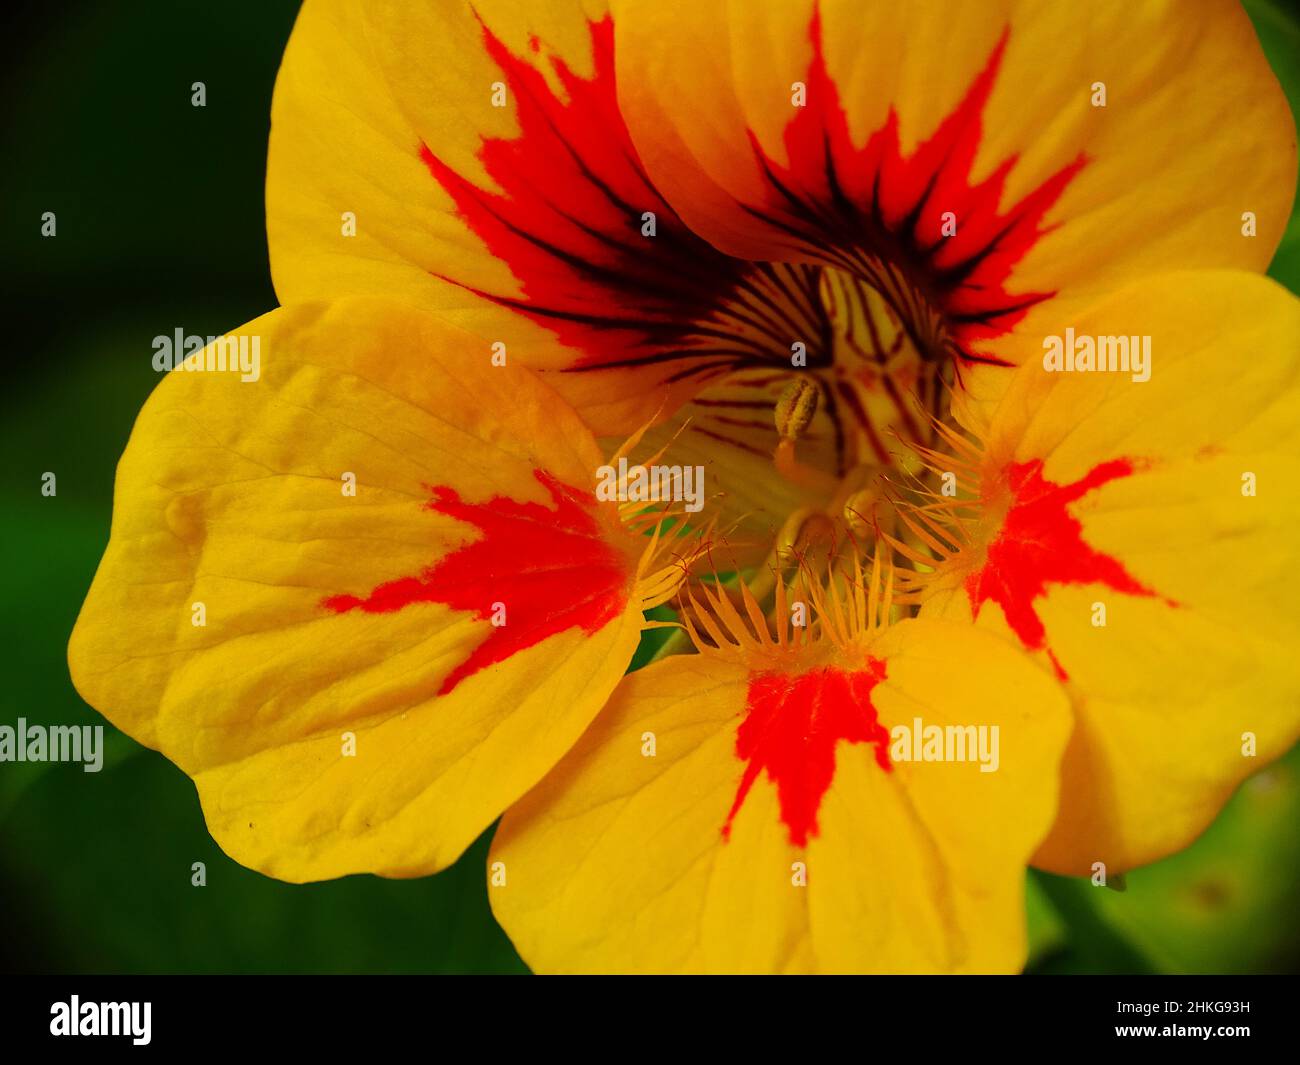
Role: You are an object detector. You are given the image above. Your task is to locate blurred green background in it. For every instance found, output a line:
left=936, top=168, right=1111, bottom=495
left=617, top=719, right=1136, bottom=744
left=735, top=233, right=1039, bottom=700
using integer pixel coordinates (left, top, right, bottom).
left=1, top=0, right=1298, bottom=974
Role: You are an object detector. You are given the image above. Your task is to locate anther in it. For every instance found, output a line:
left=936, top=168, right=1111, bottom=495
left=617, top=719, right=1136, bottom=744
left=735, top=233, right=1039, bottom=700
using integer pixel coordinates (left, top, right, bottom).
left=842, top=488, right=879, bottom=540
left=774, top=377, right=819, bottom=439
left=775, top=508, right=835, bottom=565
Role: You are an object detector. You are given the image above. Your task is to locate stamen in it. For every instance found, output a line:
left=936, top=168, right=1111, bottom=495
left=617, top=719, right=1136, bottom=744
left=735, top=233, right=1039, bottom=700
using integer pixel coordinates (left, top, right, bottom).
left=774, top=377, right=820, bottom=438
left=840, top=472, right=896, bottom=544
left=771, top=377, right=842, bottom=494
left=773, top=506, right=836, bottom=565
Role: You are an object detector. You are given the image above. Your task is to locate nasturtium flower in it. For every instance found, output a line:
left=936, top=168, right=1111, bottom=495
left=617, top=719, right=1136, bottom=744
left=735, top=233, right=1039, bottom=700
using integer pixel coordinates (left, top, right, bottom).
left=70, top=0, right=1300, bottom=974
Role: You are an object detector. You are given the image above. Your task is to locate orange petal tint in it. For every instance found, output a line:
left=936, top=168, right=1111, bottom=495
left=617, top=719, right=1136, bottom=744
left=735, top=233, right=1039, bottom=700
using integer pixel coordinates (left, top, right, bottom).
left=965, top=458, right=1161, bottom=679
left=747, top=12, right=1085, bottom=364
left=323, top=470, right=630, bottom=695
left=725, top=658, right=892, bottom=847
left=418, top=15, right=750, bottom=376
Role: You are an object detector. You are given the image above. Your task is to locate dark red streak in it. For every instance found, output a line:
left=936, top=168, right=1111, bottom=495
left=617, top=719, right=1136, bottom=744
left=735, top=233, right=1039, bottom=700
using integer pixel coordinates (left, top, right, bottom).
left=418, top=16, right=752, bottom=374
left=726, top=658, right=892, bottom=847
left=323, top=469, right=630, bottom=695
left=965, top=458, right=1163, bottom=681
left=745, top=9, right=1086, bottom=363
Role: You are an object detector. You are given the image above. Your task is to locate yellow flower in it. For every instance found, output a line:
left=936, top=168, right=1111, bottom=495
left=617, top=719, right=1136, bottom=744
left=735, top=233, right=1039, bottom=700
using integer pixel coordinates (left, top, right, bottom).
left=70, top=0, right=1300, bottom=972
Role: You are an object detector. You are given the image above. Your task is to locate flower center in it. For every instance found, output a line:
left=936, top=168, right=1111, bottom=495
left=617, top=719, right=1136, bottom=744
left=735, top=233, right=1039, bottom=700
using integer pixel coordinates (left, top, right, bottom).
left=690, top=260, right=951, bottom=483
left=644, top=254, right=961, bottom=576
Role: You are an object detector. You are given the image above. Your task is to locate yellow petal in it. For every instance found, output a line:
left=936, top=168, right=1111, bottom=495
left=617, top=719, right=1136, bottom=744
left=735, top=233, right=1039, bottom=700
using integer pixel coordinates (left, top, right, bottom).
left=69, top=299, right=649, bottom=882
left=269, top=0, right=782, bottom=434
left=491, top=619, right=1070, bottom=973
left=922, top=270, right=1300, bottom=874
left=612, top=0, right=1295, bottom=394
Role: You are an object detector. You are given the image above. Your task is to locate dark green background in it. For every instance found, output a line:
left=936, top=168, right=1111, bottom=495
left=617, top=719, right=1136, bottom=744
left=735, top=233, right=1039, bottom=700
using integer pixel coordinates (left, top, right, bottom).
left=2, top=0, right=1298, bottom=974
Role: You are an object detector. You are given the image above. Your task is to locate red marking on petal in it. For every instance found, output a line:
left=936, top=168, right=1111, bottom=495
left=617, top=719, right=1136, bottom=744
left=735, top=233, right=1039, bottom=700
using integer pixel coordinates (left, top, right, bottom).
left=966, top=458, right=1161, bottom=680
left=725, top=658, right=892, bottom=848
left=418, top=15, right=750, bottom=373
left=748, top=11, right=1085, bottom=362
left=323, top=470, right=630, bottom=695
